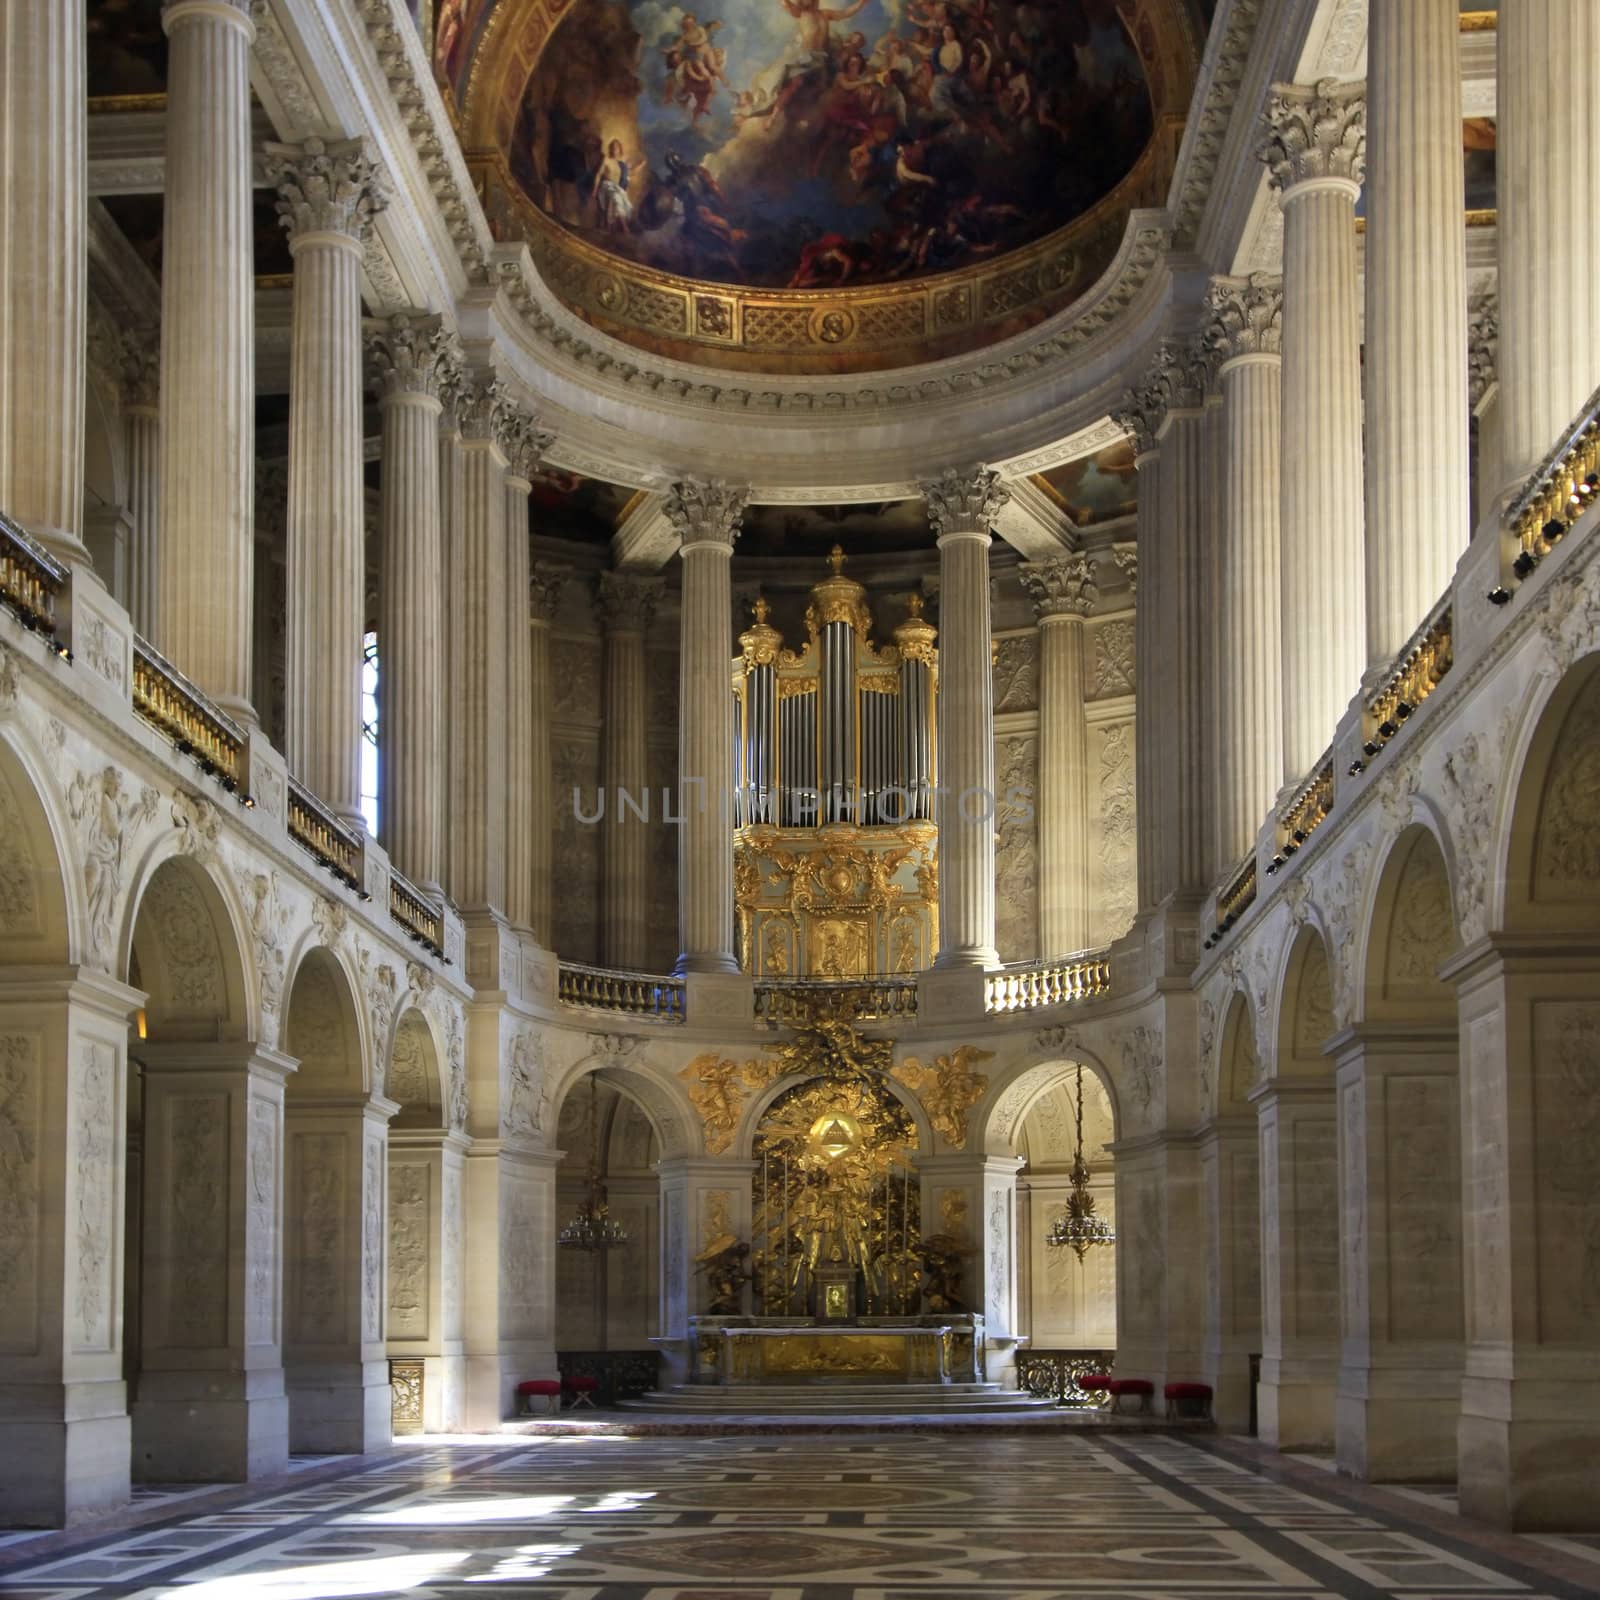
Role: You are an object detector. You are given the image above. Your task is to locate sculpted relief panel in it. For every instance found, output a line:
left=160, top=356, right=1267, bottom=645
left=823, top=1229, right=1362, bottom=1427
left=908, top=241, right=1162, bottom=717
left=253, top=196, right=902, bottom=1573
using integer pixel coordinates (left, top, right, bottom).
left=994, top=733, right=1038, bottom=963
left=1091, top=719, right=1136, bottom=943
left=165, top=1092, right=229, bottom=1349
left=72, top=1042, right=116, bottom=1352
left=290, top=1132, right=348, bottom=1346
left=0, top=1032, right=40, bottom=1355
left=0, top=766, right=43, bottom=949
left=1533, top=674, right=1600, bottom=896
left=1534, top=1001, right=1600, bottom=1338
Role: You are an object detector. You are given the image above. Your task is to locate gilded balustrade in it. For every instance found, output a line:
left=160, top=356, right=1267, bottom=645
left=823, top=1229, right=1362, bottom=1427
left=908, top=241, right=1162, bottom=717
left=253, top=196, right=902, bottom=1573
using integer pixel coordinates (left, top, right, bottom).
left=132, top=638, right=246, bottom=791
left=557, top=961, right=686, bottom=1022
left=388, top=867, right=444, bottom=958
left=287, top=778, right=363, bottom=889
left=0, top=511, right=67, bottom=643
left=1356, top=598, right=1453, bottom=770
left=983, top=953, right=1112, bottom=1015
left=1268, top=756, right=1335, bottom=877
left=1508, top=383, right=1600, bottom=566
left=754, top=976, right=919, bottom=1027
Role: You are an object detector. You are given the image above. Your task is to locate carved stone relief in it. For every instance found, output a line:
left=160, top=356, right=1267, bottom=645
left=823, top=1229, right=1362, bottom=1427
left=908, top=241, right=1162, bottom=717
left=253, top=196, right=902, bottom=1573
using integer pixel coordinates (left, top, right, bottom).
left=67, top=767, right=159, bottom=970
left=1384, top=838, right=1456, bottom=998
left=502, top=1027, right=547, bottom=1144
left=1386, top=1073, right=1459, bottom=1342
left=1534, top=676, right=1600, bottom=893
left=141, top=866, right=223, bottom=1018
left=1089, top=618, right=1135, bottom=698
left=0, top=1033, right=40, bottom=1353
left=1092, top=720, right=1136, bottom=942
left=246, top=1098, right=277, bottom=1348
left=167, top=1092, right=228, bottom=1348
left=238, top=868, right=290, bottom=1048
left=1536, top=1002, right=1600, bottom=1334
left=72, top=1042, right=115, bottom=1351
left=992, top=635, right=1039, bottom=714
left=291, top=1132, right=346, bottom=1345
left=362, top=1137, right=384, bottom=1343
left=994, top=733, right=1038, bottom=962
left=0, top=764, right=42, bottom=944
left=1116, top=1024, right=1161, bottom=1125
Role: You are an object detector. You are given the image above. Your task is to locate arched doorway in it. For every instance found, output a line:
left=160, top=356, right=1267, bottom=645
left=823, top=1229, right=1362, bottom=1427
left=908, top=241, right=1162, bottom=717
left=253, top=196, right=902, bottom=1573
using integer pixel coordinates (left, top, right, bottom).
left=1335, top=822, right=1463, bottom=1481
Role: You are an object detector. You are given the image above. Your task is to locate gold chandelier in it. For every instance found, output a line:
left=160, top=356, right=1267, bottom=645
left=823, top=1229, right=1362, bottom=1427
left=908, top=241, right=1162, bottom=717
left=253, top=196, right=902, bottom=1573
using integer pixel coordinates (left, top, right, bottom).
left=1045, top=1063, right=1115, bottom=1262
left=558, top=1075, right=629, bottom=1253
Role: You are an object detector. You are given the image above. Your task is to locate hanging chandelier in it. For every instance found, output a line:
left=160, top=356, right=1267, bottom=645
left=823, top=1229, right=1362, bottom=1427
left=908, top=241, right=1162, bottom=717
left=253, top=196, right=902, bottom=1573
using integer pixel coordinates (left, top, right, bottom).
left=558, top=1075, right=629, bottom=1252
left=1045, top=1062, right=1115, bottom=1262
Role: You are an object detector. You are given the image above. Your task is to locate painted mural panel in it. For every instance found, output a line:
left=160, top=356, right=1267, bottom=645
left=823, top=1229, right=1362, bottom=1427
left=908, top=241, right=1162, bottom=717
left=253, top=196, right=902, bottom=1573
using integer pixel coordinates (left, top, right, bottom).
left=511, top=0, right=1153, bottom=288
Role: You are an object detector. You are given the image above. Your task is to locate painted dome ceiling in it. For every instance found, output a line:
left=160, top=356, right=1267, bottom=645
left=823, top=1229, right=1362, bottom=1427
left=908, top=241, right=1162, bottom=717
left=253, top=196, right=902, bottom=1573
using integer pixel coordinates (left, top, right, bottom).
left=438, top=0, right=1203, bottom=371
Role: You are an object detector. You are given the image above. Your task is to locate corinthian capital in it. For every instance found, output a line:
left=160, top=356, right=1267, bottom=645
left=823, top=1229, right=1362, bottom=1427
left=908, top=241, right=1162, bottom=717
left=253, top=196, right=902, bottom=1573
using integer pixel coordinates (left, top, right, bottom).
left=501, top=404, right=554, bottom=483
left=454, top=372, right=511, bottom=445
left=1468, top=293, right=1499, bottom=409
left=596, top=570, right=663, bottom=633
left=265, top=136, right=388, bottom=244
left=1260, top=78, right=1366, bottom=194
left=1020, top=554, right=1099, bottom=619
left=529, top=561, right=571, bottom=622
left=1113, top=365, right=1168, bottom=458
left=365, top=313, right=455, bottom=401
left=921, top=467, right=1010, bottom=539
left=1205, top=273, right=1284, bottom=365
left=666, top=479, right=748, bottom=551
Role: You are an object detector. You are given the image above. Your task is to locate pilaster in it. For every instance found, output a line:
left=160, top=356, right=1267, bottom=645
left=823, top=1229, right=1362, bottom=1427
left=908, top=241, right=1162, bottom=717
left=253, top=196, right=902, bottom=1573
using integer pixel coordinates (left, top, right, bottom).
left=528, top=563, right=568, bottom=946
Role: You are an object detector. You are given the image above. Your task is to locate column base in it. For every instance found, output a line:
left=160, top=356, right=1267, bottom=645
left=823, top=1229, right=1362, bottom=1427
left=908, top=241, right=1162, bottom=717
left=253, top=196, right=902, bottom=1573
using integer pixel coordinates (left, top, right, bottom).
left=132, top=1368, right=288, bottom=1482
left=931, top=945, right=999, bottom=971
left=1336, top=1350, right=1463, bottom=1481
left=0, top=1380, right=130, bottom=1527
left=1258, top=1355, right=1337, bottom=1450
left=286, top=1359, right=393, bottom=1454
left=1458, top=1363, right=1600, bottom=1530
left=674, top=953, right=741, bottom=976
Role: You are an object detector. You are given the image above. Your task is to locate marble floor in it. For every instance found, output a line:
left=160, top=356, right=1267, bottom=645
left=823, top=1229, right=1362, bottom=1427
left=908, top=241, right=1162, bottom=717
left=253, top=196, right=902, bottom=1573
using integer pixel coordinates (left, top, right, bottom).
left=3, top=1431, right=1599, bottom=1599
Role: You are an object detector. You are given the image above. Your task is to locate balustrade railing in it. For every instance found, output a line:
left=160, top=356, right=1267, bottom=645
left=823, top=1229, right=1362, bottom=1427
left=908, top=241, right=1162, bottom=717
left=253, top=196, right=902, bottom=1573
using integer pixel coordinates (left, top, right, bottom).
left=1208, top=854, right=1258, bottom=947
left=984, top=952, right=1111, bottom=1014
left=1015, top=1349, right=1116, bottom=1407
left=1355, top=596, right=1453, bottom=771
left=0, top=511, right=67, bottom=644
left=754, top=975, right=919, bottom=1026
left=388, top=867, right=444, bottom=958
left=132, top=637, right=247, bottom=791
left=558, top=961, right=685, bottom=1021
left=287, top=777, right=364, bottom=889
left=1508, top=381, right=1600, bottom=567
left=1269, top=755, right=1334, bottom=876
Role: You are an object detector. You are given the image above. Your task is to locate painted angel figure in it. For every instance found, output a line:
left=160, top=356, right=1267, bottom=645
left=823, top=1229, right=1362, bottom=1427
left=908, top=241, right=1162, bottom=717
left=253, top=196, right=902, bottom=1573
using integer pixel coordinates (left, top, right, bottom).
left=590, top=138, right=639, bottom=233
left=662, top=14, right=730, bottom=122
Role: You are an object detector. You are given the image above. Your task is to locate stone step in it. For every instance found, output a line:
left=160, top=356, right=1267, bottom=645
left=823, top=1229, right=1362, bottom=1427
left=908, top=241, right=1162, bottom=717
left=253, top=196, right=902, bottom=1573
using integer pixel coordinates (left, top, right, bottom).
left=617, top=1384, right=1058, bottom=1415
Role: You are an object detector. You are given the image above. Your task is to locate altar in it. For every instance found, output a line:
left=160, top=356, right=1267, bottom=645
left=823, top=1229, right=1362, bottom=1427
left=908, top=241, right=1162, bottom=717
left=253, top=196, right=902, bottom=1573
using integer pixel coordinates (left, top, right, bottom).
left=687, top=1314, right=986, bottom=1387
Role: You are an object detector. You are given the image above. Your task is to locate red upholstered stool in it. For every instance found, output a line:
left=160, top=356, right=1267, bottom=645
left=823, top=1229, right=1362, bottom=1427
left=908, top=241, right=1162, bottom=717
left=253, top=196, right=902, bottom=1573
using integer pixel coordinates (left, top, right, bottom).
left=1078, top=1373, right=1114, bottom=1408
left=1164, top=1381, right=1214, bottom=1421
left=565, top=1376, right=599, bottom=1410
left=517, top=1379, right=562, bottom=1416
left=1105, top=1377, right=1154, bottom=1415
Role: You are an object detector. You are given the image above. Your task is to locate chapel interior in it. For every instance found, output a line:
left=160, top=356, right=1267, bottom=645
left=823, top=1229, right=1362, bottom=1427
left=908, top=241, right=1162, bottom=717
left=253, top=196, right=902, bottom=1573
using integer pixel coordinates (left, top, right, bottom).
left=1, top=0, right=1599, bottom=1593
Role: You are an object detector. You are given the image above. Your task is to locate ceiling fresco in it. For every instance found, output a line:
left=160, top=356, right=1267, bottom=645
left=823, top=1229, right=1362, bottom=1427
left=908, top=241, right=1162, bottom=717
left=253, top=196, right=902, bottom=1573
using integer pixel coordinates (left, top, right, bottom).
left=506, top=0, right=1154, bottom=291
left=1036, top=440, right=1137, bottom=527
left=87, top=0, right=167, bottom=100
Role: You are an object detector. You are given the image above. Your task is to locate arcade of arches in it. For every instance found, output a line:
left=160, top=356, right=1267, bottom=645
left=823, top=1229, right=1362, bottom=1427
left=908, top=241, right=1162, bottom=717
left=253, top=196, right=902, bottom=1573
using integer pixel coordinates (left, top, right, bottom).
left=2, top=0, right=1600, bottom=1590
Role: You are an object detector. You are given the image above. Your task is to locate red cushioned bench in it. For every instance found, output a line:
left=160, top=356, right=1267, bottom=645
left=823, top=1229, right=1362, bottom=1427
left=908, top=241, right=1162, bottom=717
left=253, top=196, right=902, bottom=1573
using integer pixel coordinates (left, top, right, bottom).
left=1105, top=1377, right=1154, bottom=1415
left=565, top=1375, right=599, bottom=1410
left=1164, top=1381, right=1213, bottom=1421
left=1078, top=1372, right=1114, bottom=1407
left=516, top=1379, right=562, bottom=1416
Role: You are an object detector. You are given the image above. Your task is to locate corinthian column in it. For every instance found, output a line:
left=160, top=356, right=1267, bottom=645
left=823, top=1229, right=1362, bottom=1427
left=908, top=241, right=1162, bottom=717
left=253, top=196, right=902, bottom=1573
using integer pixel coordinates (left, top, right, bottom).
left=1020, top=555, right=1095, bottom=955
left=1496, top=0, right=1600, bottom=497
left=598, top=572, right=663, bottom=967
left=1262, top=80, right=1366, bottom=780
left=267, top=137, right=387, bottom=826
left=667, top=480, right=747, bottom=974
left=449, top=375, right=511, bottom=915
left=157, top=0, right=255, bottom=712
left=0, top=0, right=88, bottom=564
left=528, top=564, right=568, bottom=945
left=120, top=330, right=162, bottom=638
left=502, top=408, right=551, bottom=934
left=923, top=468, right=1008, bottom=969
left=1206, top=275, right=1284, bottom=867
left=1365, top=0, right=1468, bottom=662
left=367, top=314, right=453, bottom=892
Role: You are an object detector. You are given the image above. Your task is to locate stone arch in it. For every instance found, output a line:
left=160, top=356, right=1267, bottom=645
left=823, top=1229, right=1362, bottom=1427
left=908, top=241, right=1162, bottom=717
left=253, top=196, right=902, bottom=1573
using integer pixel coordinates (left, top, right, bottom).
left=387, top=1006, right=445, bottom=1130
left=977, top=1048, right=1122, bottom=1159
left=1361, top=824, right=1460, bottom=1024
left=1275, top=926, right=1336, bottom=1075
left=1502, top=656, right=1600, bottom=934
left=0, top=728, right=77, bottom=966
left=125, top=853, right=251, bottom=1042
left=1218, top=990, right=1262, bottom=1111
left=550, top=1046, right=698, bottom=1163
left=284, top=945, right=369, bottom=1095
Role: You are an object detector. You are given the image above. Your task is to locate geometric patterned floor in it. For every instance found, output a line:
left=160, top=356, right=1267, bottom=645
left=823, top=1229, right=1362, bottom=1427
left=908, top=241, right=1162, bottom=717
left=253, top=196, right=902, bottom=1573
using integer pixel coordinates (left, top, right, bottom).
left=3, top=1432, right=1599, bottom=1599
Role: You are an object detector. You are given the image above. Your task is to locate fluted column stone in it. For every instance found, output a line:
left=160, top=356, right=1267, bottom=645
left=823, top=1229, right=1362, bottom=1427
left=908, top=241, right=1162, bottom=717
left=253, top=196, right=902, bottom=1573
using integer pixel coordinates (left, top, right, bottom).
left=598, top=571, right=663, bottom=968
left=449, top=376, right=511, bottom=915
left=501, top=409, right=551, bottom=934
left=668, top=481, right=747, bottom=974
left=1206, top=275, right=1284, bottom=867
left=528, top=564, right=567, bottom=945
left=1496, top=0, right=1600, bottom=499
left=120, top=332, right=162, bottom=639
left=267, top=137, right=387, bottom=826
left=1364, top=0, right=1468, bottom=663
left=1262, top=80, right=1366, bottom=781
left=367, top=313, right=454, bottom=892
left=1020, top=556, right=1095, bottom=955
left=157, top=0, right=256, bottom=712
left=0, top=0, right=88, bottom=564
left=923, top=469, right=1008, bottom=969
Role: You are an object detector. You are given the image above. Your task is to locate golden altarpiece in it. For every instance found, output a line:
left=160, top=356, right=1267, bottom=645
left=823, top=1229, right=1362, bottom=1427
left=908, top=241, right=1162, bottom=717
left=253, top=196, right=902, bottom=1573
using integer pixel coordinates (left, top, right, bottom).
left=732, top=550, right=939, bottom=979
left=685, top=1009, right=985, bottom=1388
